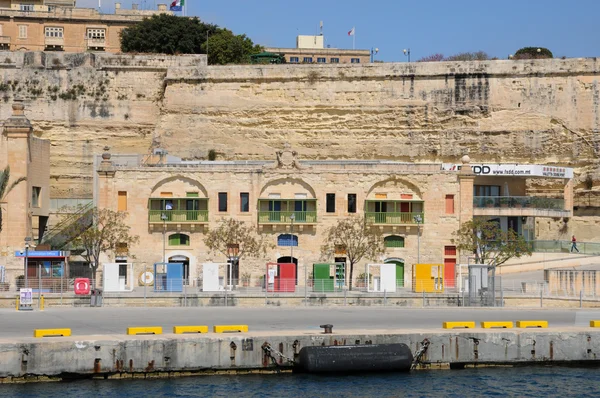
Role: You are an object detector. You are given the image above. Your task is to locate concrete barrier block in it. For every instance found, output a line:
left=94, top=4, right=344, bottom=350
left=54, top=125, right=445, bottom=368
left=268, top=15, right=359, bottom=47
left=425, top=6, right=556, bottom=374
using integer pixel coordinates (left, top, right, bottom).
left=516, top=320, right=548, bottom=328
left=213, top=325, right=249, bottom=333
left=442, top=321, right=475, bottom=329
left=173, top=325, right=209, bottom=334
left=481, top=321, right=513, bottom=329
left=127, top=326, right=162, bottom=335
left=33, top=328, right=71, bottom=338
left=590, top=320, right=600, bottom=327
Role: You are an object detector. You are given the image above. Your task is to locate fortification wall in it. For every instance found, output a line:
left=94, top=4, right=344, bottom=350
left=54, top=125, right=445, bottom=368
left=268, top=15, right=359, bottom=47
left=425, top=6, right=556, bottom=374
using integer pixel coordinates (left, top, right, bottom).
left=0, top=52, right=597, bottom=197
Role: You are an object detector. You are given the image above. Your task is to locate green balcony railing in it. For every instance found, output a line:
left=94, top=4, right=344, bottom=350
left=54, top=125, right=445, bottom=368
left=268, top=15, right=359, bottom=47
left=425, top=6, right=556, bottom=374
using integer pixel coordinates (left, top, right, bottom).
left=473, top=196, right=565, bottom=210
left=258, top=211, right=317, bottom=224
left=365, top=212, right=424, bottom=225
left=149, top=210, right=209, bottom=223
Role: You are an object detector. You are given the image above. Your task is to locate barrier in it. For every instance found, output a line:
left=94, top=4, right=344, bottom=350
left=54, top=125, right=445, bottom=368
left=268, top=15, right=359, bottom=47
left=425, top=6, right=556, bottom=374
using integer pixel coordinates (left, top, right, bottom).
left=442, top=321, right=475, bottom=329
left=173, top=325, right=209, bottom=334
left=33, top=328, right=71, bottom=338
left=213, top=325, right=249, bottom=333
left=590, top=320, right=600, bottom=328
left=516, top=320, right=548, bottom=328
left=126, top=326, right=162, bottom=335
left=481, top=321, right=513, bottom=329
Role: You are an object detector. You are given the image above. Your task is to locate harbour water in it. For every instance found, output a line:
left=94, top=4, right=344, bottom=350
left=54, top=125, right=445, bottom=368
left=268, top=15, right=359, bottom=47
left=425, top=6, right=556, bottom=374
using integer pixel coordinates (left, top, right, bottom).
left=2, top=367, right=599, bottom=397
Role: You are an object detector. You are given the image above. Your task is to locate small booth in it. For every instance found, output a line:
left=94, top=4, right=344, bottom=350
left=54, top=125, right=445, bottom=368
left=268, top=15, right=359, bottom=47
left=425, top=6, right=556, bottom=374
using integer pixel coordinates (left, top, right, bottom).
left=201, top=262, right=227, bottom=292
left=413, top=263, right=444, bottom=293
left=103, top=263, right=134, bottom=292
left=312, top=263, right=345, bottom=292
left=14, top=250, right=68, bottom=293
left=266, top=262, right=296, bottom=292
left=365, top=263, right=397, bottom=293
left=153, top=262, right=183, bottom=292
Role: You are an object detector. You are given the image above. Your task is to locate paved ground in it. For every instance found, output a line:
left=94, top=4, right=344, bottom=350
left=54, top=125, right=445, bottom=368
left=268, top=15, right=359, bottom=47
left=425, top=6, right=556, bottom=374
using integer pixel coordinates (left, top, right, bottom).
left=1, top=307, right=599, bottom=338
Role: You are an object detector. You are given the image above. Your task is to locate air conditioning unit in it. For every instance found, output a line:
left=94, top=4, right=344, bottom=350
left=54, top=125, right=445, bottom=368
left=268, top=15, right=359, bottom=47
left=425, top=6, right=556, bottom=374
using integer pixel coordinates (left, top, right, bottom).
left=153, top=148, right=168, bottom=156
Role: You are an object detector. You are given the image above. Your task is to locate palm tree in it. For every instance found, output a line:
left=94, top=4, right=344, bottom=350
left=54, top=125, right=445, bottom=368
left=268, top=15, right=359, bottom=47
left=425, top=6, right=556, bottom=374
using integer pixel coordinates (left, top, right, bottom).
left=0, top=166, right=27, bottom=233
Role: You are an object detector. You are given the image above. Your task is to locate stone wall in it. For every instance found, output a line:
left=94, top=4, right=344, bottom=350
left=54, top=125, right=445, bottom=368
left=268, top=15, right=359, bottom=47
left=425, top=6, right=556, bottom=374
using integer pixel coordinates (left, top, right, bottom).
left=0, top=52, right=598, bottom=199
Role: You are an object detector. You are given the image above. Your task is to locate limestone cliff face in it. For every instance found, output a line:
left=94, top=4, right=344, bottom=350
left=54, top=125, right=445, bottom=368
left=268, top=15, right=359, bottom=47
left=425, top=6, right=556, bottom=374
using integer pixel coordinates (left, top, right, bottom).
left=0, top=52, right=598, bottom=197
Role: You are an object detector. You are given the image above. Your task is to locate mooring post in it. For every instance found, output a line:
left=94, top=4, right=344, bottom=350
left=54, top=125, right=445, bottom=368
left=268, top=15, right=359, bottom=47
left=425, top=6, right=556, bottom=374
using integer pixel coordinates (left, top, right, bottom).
left=580, top=290, right=583, bottom=308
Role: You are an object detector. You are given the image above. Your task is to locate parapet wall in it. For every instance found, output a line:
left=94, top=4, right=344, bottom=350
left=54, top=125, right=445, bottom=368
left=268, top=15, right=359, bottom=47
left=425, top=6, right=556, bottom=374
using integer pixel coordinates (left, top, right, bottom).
left=0, top=52, right=597, bottom=197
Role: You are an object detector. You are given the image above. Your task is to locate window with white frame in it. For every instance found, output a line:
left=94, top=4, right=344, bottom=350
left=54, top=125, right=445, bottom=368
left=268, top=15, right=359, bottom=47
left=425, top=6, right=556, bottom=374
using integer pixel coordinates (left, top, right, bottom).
left=351, top=58, right=360, bottom=63
left=20, top=4, right=34, bottom=11
left=45, top=27, right=64, bottom=38
left=87, top=28, right=106, bottom=39
left=18, top=25, right=28, bottom=39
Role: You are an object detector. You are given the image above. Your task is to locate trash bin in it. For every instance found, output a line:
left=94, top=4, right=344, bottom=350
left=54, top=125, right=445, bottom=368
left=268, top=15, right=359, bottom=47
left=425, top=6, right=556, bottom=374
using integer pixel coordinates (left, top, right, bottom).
left=90, top=289, right=103, bottom=307
left=95, top=289, right=103, bottom=307
left=90, top=289, right=96, bottom=307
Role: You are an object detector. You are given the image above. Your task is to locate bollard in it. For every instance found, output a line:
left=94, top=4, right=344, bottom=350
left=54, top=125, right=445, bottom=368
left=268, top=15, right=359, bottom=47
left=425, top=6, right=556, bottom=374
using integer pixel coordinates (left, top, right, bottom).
left=384, top=289, right=387, bottom=306
left=320, top=324, right=333, bottom=334
left=40, top=295, right=45, bottom=311
left=15, top=296, right=19, bottom=311
left=540, top=289, right=543, bottom=308
left=422, top=290, right=425, bottom=307
left=344, top=288, right=347, bottom=306
left=580, top=290, right=583, bottom=308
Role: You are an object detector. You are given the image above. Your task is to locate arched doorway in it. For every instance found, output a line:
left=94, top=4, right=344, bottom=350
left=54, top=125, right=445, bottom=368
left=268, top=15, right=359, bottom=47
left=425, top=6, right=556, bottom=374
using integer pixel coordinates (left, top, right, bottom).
left=277, top=256, right=298, bottom=286
left=168, top=255, right=190, bottom=284
left=384, top=257, right=405, bottom=287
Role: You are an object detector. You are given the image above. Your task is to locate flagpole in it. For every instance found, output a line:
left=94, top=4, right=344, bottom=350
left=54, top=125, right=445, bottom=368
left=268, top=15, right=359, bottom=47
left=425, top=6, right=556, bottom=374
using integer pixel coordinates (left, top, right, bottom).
left=353, top=27, right=355, bottom=50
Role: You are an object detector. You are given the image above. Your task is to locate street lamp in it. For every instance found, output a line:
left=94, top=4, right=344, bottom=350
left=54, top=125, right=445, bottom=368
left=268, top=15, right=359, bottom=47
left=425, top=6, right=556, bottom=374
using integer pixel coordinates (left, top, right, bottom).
left=403, top=48, right=411, bottom=62
left=227, top=243, right=239, bottom=289
left=161, top=213, right=167, bottom=264
left=413, top=214, right=422, bottom=263
left=24, top=236, right=32, bottom=289
left=370, top=47, right=379, bottom=63
left=290, top=213, right=295, bottom=262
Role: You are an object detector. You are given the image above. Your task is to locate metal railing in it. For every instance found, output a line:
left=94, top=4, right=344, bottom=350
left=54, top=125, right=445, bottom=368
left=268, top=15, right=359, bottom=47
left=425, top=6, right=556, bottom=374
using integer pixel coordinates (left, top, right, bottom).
left=148, top=210, right=209, bottom=223
left=42, top=202, right=94, bottom=248
left=257, top=211, right=317, bottom=224
left=529, top=240, right=600, bottom=255
left=473, top=196, right=565, bottom=210
left=365, top=212, right=424, bottom=225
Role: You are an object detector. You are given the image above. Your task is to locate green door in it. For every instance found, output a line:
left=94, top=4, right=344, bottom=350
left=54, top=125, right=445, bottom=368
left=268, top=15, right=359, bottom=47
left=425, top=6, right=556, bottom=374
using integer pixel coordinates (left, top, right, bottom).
left=313, top=263, right=333, bottom=292
left=385, top=260, right=404, bottom=288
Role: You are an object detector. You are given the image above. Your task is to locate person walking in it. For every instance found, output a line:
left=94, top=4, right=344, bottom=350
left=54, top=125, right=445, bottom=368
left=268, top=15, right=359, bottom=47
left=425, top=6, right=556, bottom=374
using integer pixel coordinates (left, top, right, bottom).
left=571, top=235, right=580, bottom=253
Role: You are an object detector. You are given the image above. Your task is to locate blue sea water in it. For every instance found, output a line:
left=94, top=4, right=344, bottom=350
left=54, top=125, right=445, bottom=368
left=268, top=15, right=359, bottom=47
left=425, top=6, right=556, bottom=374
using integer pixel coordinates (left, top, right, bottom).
left=2, top=367, right=599, bottom=397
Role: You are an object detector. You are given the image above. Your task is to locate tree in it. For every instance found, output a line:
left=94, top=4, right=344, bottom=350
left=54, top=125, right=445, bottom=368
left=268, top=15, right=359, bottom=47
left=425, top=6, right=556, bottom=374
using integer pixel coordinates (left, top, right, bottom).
left=120, top=14, right=218, bottom=55
left=320, top=215, right=385, bottom=290
left=453, top=218, right=532, bottom=267
left=445, top=51, right=489, bottom=61
left=417, top=53, right=444, bottom=62
left=513, top=47, right=553, bottom=60
left=0, top=166, right=26, bottom=234
left=70, top=208, right=139, bottom=287
left=203, top=218, right=273, bottom=282
left=206, top=29, right=263, bottom=65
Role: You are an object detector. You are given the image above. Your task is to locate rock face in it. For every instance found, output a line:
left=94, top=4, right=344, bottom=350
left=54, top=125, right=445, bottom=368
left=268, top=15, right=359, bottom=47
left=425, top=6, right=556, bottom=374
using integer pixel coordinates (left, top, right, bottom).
left=0, top=51, right=598, bottom=198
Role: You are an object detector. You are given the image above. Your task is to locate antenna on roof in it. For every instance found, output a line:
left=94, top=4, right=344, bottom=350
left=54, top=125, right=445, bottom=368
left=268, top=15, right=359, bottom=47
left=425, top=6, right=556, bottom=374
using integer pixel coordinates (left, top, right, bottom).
left=320, top=21, right=324, bottom=36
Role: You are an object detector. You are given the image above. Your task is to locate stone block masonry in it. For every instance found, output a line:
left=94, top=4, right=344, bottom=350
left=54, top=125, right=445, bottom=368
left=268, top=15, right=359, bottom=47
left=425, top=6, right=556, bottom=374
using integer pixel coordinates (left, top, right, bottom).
left=1, top=329, right=600, bottom=382
left=0, top=52, right=597, bottom=198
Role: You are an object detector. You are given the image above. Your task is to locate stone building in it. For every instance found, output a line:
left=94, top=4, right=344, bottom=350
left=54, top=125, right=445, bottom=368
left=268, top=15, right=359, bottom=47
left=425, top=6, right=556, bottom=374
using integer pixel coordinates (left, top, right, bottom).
left=0, top=1, right=170, bottom=53
left=93, top=146, right=574, bottom=290
left=265, top=35, right=370, bottom=64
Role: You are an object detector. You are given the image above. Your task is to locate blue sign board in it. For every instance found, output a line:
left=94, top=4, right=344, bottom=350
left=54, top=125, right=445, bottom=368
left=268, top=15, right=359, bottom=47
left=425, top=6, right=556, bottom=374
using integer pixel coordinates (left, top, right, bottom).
left=14, top=251, right=66, bottom=258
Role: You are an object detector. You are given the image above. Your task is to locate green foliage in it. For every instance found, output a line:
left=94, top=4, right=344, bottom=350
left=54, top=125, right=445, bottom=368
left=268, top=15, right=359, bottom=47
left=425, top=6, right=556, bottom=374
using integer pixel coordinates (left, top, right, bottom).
left=320, top=215, right=385, bottom=290
left=206, top=29, right=263, bottom=65
left=0, top=166, right=27, bottom=233
left=453, top=218, right=532, bottom=267
left=514, top=47, right=553, bottom=59
left=203, top=218, right=274, bottom=261
left=120, top=14, right=217, bottom=55
left=208, top=149, right=217, bottom=161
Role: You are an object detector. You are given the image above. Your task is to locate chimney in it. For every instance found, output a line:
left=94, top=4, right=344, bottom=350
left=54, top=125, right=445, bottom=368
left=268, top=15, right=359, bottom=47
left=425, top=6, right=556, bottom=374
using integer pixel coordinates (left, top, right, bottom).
left=158, top=4, right=167, bottom=12
left=115, top=2, right=121, bottom=10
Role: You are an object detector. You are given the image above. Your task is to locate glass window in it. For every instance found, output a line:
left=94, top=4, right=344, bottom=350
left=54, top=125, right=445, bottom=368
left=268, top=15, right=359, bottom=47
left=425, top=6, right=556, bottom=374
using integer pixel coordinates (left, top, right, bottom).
left=45, top=27, right=64, bottom=38
left=87, top=28, right=106, bottom=39
left=474, top=185, right=501, bottom=196
left=317, top=57, right=326, bottom=63
left=240, top=192, right=249, bottom=212
left=351, top=58, right=360, bottom=63
left=218, top=192, right=228, bottom=212
left=277, top=234, right=298, bottom=247
left=385, top=236, right=405, bottom=248
left=20, top=4, right=34, bottom=11
left=326, top=193, right=336, bottom=213
left=18, top=25, right=28, bottom=39
left=290, top=57, right=299, bottom=63
left=303, top=57, right=313, bottom=63
left=169, top=233, right=190, bottom=246
left=32, top=186, right=41, bottom=208
left=330, top=58, right=340, bottom=63
left=348, top=193, right=357, bottom=213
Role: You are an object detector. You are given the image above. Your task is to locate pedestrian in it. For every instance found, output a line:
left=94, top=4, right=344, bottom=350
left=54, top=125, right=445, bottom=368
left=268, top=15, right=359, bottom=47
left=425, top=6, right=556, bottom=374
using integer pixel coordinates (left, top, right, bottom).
left=571, top=235, right=579, bottom=253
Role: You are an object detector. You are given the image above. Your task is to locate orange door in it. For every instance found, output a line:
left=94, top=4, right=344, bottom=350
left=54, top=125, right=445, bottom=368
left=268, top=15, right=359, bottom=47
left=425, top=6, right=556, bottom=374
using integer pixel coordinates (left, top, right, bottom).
left=444, top=258, right=456, bottom=288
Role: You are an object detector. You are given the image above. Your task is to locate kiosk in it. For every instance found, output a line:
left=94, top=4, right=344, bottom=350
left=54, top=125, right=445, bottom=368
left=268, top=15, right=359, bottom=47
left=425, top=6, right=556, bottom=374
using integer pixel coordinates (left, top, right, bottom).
left=366, top=263, right=397, bottom=293
left=413, top=263, right=444, bottom=293
left=202, top=262, right=225, bottom=292
left=266, top=262, right=296, bottom=292
left=103, top=263, right=134, bottom=292
left=153, top=262, right=183, bottom=292
left=312, top=263, right=345, bottom=292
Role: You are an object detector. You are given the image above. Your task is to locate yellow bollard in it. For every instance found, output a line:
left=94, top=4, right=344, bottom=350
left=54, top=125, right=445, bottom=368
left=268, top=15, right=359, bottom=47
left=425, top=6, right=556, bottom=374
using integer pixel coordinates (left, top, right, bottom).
left=15, top=296, right=19, bottom=311
left=40, top=295, right=44, bottom=311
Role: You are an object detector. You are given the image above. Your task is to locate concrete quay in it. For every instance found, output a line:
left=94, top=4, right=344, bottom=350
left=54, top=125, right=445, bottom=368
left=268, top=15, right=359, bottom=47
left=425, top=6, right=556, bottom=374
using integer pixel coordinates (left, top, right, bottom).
left=1, top=327, right=600, bottom=383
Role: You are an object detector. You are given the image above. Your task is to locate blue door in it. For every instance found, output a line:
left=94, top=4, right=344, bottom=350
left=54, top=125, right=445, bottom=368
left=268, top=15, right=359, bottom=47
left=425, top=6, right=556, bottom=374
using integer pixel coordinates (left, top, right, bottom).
left=166, top=262, right=183, bottom=292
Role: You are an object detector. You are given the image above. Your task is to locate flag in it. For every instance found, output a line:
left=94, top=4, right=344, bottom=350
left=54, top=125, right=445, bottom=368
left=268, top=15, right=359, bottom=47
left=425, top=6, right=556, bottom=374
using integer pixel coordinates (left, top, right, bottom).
left=348, top=27, right=355, bottom=36
left=170, top=0, right=184, bottom=11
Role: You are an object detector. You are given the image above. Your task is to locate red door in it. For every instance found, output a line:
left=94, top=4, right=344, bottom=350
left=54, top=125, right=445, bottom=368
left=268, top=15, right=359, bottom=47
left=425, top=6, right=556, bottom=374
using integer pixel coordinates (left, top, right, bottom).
left=276, top=263, right=296, bottom=293
left=444, top=258, right=456, bottom=288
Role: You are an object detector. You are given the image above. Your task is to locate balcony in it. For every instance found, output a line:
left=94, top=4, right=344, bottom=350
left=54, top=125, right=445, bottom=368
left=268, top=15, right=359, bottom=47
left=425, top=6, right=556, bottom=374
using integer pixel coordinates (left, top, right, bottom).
left=0, top=36, right=10, bottom=46
left=86, top=38, right=106, bottom=50
left=148, top=198, right=209, bottom=226
left=45, top=37, right=64, bottom=47
left=258, top=199, right=317, bottom=225
left=365, top=212, right=424, bottom=225
left=473, top=196, right=570, bottom=218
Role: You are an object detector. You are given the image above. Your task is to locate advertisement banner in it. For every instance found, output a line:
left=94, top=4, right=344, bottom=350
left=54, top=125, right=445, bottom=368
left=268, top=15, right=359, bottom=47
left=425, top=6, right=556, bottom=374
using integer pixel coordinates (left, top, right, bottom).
left=441, top=164, right=573, bottom=179
left=20, top=288, right=33, bottom=305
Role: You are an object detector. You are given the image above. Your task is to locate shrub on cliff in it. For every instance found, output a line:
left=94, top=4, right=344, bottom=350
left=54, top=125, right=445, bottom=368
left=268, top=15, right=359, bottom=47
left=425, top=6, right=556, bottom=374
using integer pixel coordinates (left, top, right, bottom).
left=417, top=53, right=444, bottom=62
left=445, top=51, right=489, bottom=61
left=513, top=47, right=553, bottom=59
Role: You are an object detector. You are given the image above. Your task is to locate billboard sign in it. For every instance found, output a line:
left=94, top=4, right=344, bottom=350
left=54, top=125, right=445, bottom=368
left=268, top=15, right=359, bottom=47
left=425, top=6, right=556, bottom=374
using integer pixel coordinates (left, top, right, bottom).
left=441, top=164, right=573, bottom=179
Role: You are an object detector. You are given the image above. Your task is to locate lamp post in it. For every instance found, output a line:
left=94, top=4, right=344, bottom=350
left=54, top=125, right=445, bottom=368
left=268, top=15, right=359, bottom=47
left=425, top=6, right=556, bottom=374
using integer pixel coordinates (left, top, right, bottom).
left=413, top=214, right=422, bottom=263
left=24, top=236, right=32, bottom=289
left=161, top=213, right=167, bottom=264
left=370, top=47, right=379, bottom=63
left=227, top=243, right=239, bottom=289
left=403, top=48, right=411, bottom=62
left=290, top=213, right=295, bottom=262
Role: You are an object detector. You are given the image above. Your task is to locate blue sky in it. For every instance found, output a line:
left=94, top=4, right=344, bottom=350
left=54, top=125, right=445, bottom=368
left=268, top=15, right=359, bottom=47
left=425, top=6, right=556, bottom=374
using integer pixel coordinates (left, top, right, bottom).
left=80, top=0, right=599, bottom=61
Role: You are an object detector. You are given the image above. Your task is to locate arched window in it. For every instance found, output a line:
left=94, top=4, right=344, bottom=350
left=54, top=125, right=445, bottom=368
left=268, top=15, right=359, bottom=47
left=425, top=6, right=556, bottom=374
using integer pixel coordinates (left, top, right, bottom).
left=277, top=234, right=298, bottom=247
left=385, top=235, right=405, bottom=248
left=168, top=233, right=190, bottom=246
